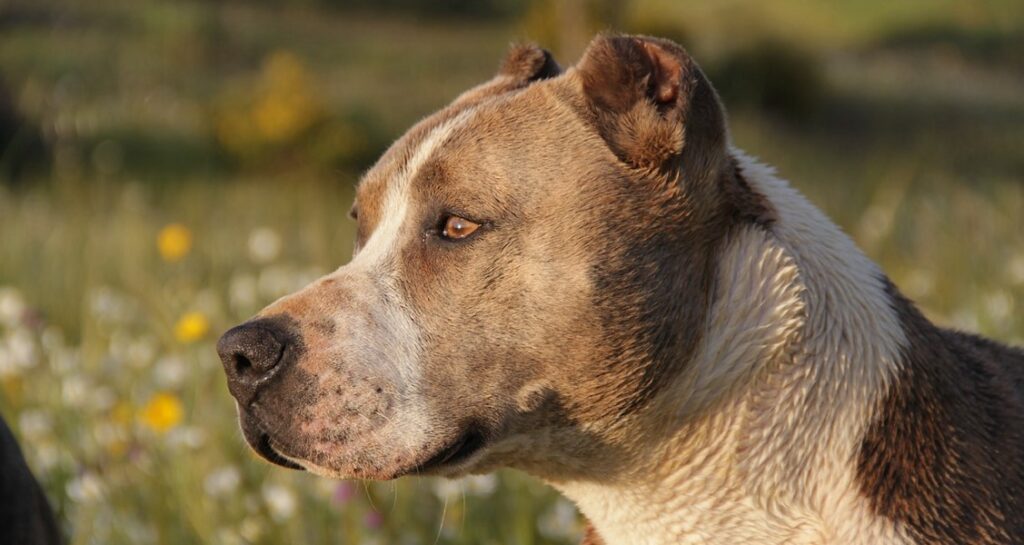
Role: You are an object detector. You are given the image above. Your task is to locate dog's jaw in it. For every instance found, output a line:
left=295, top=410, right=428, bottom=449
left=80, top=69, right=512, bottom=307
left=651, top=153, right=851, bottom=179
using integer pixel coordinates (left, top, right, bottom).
left=552, top=152, right=915, bottom=545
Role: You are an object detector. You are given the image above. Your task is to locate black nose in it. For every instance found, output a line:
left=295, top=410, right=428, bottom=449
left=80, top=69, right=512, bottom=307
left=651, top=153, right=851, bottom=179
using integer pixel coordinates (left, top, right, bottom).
left=217, top=318, right=298, bottom=405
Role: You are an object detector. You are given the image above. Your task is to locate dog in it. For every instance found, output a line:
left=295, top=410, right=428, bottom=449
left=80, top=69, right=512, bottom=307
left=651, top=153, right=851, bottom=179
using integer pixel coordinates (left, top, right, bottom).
left=0, top=415, right=62, bottom=545
left=217, top=34, right=1024, bottom=544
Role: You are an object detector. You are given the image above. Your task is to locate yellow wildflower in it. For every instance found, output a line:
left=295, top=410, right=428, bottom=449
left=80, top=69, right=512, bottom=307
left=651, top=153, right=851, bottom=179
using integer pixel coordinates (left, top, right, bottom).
left=174, top=312, right=209, bottom=343
left=139, top=392, right=184, bottom=433
left=157, top=224, right=193, bottom=262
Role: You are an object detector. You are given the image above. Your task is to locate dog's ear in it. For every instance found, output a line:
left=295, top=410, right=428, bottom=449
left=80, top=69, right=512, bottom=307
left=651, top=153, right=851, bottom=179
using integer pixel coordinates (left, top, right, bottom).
left=498, top=43, right=561, bottom=83
left=452, top=44, right=561, bottom=106
left=575, top=34, right=728, bottom=186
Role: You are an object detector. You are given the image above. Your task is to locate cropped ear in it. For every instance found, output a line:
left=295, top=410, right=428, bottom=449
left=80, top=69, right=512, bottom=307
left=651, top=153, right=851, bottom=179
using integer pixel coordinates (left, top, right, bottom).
left=498, top=43, right=562, bottom=83
left=575, top=34, right=728, bottom=187
left=452, top=44, right=561, bottom=106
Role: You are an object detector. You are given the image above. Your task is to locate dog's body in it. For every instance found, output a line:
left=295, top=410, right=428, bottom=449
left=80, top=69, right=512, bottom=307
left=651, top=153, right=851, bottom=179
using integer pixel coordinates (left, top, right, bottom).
left=218, top=34, right=1024, bottom=544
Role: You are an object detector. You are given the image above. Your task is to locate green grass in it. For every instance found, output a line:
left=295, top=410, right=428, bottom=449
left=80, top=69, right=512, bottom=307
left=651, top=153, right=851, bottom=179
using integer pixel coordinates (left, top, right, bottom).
left=1, top=0, right=1023, bottom=544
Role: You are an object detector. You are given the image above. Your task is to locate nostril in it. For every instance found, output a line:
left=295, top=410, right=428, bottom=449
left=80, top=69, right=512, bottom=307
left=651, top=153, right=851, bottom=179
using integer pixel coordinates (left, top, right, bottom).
left=233, top=353, right=253, bottom=376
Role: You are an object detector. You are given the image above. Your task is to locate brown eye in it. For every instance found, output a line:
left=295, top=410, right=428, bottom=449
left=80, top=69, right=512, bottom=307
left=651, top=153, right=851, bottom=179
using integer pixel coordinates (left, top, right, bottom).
left=441, top=215, right=480, bottom=240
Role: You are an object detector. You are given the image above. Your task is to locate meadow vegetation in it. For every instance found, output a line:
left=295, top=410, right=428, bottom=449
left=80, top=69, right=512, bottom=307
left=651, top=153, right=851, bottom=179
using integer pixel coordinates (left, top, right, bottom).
left=0, top=1, right=1022, bottom=543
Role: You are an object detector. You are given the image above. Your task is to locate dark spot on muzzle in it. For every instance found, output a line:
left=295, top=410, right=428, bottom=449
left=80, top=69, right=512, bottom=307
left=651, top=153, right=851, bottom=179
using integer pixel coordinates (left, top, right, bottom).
left=217, top=315, right=304, bottom=406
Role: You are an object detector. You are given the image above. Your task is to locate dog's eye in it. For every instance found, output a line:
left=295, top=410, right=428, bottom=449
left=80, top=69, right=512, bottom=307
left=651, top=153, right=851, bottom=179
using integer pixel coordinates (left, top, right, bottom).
left=441, top=215, right=480, bottom=241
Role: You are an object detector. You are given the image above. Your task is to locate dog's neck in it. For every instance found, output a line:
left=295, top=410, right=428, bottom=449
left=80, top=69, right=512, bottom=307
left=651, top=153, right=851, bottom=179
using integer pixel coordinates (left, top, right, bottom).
left=551, top=153, right=914, bottom=545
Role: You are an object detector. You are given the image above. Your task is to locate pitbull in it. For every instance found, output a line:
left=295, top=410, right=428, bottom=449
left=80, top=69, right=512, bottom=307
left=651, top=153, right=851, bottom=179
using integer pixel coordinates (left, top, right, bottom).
left=218, top=34, right=1024, bottom=544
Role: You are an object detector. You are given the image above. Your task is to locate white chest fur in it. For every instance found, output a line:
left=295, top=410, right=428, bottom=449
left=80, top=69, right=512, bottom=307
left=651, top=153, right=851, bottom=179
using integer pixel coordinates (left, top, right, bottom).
left=555, top=153, right=915, bottom=545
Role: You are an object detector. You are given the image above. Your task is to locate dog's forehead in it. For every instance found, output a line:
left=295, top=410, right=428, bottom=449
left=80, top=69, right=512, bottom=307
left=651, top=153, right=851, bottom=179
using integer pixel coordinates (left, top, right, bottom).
left=355, top=82, right=576, bottom=219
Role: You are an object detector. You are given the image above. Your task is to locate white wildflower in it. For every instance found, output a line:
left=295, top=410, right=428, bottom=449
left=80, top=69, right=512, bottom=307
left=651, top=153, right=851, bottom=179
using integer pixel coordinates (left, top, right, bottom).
left=67, top=472, right=105, bottom=502
left=40, top=327, right=65, bottom=355
left=239, top=516, right=264, bottom=542
left=6, top=329, right=38, bottom=371
left=18, top=410, right=53, bottom=440
left=431, top=478, right=462, bottom=502
left=108, top=329, right=134, bottom=366
left=903, top=269, right=934, bottom=299
left=248, top=227, right=282, bottom=264
left=88, top=286, right=132, bottom=323
left=537, top=498, right=581, bottom=540
left=49, top=347, right=79, bottom=375
left=90, top=386, right=117, bottom=411
left=464, top=474, right=498, bottom=497
left=127, top=336, right=158, bottom=369
left=62, top=375, right=91, bottom=408
left=204, top=466, right=242, bottom=497
left=262, top=483, right=297, bottom=521
left=215, top=528, right=243, bottom=545
left=951, top=308, right=980, bottom=331
left=193, top=288, right=222, bottom=316
left=153, top=355, right=187, bottom=388
left=983, top=291, right=1014, bottom=322
left=35, top=443, right=61, bottom=473
left=229, top=274, right=259, bottom=312
left=0, top=287, right=25, bottom=328
left=166, top=426, right=206, bottom=450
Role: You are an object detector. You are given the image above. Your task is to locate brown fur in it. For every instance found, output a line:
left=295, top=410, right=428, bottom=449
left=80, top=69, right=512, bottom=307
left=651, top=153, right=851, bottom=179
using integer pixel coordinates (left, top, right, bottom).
left=858, top=280, right=1024, bottom=544
left=581, top=523, right=606, bottom=545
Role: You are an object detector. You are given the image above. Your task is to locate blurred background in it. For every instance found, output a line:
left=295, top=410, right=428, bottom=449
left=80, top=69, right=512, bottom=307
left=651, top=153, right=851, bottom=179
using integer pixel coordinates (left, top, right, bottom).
left=0, top=0, right=1022, bottom=543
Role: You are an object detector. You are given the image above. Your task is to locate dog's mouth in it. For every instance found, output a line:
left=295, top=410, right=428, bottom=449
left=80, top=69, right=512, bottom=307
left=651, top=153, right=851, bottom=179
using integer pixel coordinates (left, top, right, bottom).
left=240, top=415, right=304, bottom=470
left=255, top=432, right=305, bottom=470
left=411, top=426, right=487, bottom=475
left=240, top=408, right=488, bottom=478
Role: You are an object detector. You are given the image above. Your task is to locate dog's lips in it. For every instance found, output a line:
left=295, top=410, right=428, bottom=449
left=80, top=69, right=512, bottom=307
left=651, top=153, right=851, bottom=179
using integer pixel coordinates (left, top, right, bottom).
left=407, top=426, right=487, bottom=476
left=239, top=413, right=305, bottom=470
left=255, top=433, right=305, bottom=470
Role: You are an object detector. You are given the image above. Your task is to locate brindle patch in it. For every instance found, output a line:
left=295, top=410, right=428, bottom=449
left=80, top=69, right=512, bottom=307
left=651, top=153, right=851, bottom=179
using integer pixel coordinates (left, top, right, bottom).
left=857, top=278, right=1024, bottom=544
left=580, top=523, right=605, bottom=545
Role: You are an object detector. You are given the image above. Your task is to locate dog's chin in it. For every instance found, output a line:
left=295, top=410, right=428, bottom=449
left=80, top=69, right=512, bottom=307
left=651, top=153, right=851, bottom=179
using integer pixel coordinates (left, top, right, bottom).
left=240, top=414, right=491, bottom=480
left=402, top=425, right=489, bottom=478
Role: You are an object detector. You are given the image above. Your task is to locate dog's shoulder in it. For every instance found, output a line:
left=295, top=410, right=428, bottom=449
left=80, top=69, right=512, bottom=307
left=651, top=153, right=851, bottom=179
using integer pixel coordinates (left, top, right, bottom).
left=857, top=280, right=1024, bottom=544
left=946, top=328, right=1024, bottom=396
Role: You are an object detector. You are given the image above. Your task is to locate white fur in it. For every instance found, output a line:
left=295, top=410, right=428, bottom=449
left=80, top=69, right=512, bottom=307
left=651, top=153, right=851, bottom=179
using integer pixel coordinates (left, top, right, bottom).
left=557, top=151, right=913, bottom=545
left=351, top=109, right=474, bottom=269
left=308, top=110, right=480, bottom=469
left=343, top=108, right=477, bottom=383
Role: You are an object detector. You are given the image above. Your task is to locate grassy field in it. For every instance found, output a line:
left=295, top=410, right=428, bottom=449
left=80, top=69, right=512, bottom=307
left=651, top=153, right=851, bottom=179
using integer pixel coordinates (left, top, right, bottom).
left=1, top=1, right=1023, bottom=544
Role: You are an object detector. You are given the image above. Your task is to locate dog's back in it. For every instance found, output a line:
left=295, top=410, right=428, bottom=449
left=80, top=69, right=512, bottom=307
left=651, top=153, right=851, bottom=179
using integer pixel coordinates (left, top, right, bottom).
left=856, top=282, right=1024, bottom=544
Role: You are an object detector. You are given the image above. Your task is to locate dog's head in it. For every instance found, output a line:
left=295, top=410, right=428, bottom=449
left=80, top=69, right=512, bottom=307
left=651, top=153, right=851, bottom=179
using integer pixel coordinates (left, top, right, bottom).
left=218, top=35, right=769, bottom=481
